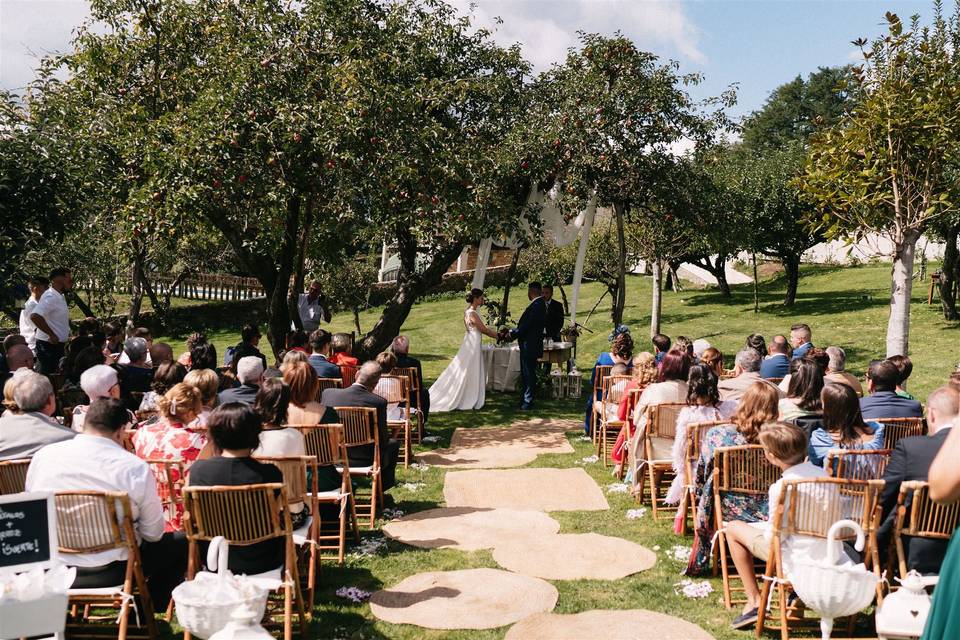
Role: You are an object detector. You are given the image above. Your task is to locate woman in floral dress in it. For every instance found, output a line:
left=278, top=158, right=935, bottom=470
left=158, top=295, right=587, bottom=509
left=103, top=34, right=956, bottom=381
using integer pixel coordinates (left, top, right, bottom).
left=685, top=381, right=779, bottom=575
left=132, top=382, right=207, bottom=531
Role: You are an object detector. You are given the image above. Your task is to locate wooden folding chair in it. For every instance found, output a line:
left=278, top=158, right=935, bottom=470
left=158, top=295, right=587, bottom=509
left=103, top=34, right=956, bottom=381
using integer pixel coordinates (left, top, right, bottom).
left=391, top=366, right=424, bottom=444
left=0, top=458, right=30, bottom=494
left=340, top=364, right=358, bottom=387
left=756, top=477, right=884, bottom=639
left=56, top=491, right=158, bottom=640
left=893, top=480, right=960, bottom=578
left=333, top=406, right=381, bottom=529
left=712, top=445, right=782, bottom=609
left=374, top=374, right=412, bottom=467
left=594, top=375, right=632, bottom=466
left=254, top=456, right=321, bottom=607
left=677, top=420, right=730, bottom=536
left=874, top=417, right=926, bottom=449
left=825, top=448, right=892, bottom=481
left=182, top=483, right=307, bottom=640
left=295, top=424, right=360, bottom=564
left=636, top=402, right=686, bottom=519
left=315, top=377, right=342, bottom=399
left=589, top=365, right=613, bottom=443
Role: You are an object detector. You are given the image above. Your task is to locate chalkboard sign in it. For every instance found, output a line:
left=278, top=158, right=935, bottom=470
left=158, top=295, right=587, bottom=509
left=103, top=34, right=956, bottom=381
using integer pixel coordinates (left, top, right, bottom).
left=0, top=492, right=58, bottom=574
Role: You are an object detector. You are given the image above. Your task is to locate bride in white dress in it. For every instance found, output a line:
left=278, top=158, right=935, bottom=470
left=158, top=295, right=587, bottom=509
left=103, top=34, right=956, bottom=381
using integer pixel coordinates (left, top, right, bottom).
left=429, top=288, right=500, bottom=412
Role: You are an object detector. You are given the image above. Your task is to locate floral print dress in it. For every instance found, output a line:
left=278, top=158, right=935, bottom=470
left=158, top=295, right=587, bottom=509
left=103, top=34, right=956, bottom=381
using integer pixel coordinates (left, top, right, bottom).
left=685, top=425, right=769, bottom=576
left=132, top=421, right=208, bottom=532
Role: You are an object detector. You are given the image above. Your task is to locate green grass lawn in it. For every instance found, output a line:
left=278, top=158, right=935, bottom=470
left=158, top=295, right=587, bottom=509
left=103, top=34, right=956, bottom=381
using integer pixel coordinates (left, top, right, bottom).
left=144, top=263, right=956, bottom=639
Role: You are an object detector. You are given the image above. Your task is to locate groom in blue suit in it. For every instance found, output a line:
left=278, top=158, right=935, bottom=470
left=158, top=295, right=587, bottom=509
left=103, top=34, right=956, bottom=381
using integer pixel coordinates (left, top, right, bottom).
left=505, top=282, right=547, bottom=410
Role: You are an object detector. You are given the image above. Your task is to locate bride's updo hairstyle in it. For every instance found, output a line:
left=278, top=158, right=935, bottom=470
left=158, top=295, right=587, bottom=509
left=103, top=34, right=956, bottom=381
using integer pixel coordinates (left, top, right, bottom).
left=465, top=288, right=484, bottom=304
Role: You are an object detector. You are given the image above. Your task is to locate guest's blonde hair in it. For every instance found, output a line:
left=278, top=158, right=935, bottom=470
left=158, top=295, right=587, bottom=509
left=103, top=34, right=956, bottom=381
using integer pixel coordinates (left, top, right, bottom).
left=2, top=377, right=18, bottom=414
left=184, top=369, right=219, bottom=408
left=758, top=421, right=807, bottom=466
left=283, top=361, right=318, bottom=407
left=280, top=350, right=309, bottom=374
left=733, top=382, right=780, bottom=444
left=156, top=383, right=203, bottom=422
left=632, top=352, right=658, bottom=387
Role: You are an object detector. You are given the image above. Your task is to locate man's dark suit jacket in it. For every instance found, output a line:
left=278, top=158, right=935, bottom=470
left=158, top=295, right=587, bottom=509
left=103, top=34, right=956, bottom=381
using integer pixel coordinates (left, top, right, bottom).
left=878, top=428, right=952, bottom=575
left=544, top=299, right=564, bottom=341
left=395, top=353, right=429, bottom=423
left=217, top=383, right=260, bottom=406
left=860, top=390, right=923, bottom=420
left=512, top=297, right=547, bottom=358
left=308, top=354, right=342, bottom=379
left=321, top=384, right=399, bottom=489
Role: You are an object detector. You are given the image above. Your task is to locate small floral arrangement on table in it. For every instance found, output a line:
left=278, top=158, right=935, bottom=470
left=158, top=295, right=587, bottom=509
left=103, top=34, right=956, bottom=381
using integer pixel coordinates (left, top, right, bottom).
left=560, top=324, right=580, bottom=343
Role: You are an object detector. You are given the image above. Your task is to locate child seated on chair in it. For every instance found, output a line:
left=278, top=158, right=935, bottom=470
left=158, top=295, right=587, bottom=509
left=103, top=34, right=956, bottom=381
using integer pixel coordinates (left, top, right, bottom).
left=725, top=421, right=831, bottom=630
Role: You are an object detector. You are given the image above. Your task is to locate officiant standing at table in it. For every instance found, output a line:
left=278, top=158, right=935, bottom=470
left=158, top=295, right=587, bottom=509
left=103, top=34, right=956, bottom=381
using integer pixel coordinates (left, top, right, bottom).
left=502, top=282, right=547, bottom=410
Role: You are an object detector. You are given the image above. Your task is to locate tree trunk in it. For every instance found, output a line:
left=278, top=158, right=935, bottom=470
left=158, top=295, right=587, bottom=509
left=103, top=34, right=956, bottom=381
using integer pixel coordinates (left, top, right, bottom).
left=287, top=198, right=315, bottom=331
left=498, top=247, right=522, bottom=327
left=666, top=260, right=683, bottom=293
left=650, top=259, right=663, bottom=338
left=558, top=284, right=570, bottom=315
left=353, top=307, right=362, bottom=336
left=265, top=197, right=302, bottom=363
left=940, top=224, right=959, bottom=320
left=692, top=255, right=730, bottom=296
left=782, top=254, right=800, bottom=307
left=887, top=231, right=920, bottom=358
left=612, top=202, right=627, bottom=327
left=160, top=269, right=191, bottom=323
left=355, top=231, right=465, bottom=360
left=127, top=243, right=146, bottom=332
left=752, top=253, right=760, bottom=314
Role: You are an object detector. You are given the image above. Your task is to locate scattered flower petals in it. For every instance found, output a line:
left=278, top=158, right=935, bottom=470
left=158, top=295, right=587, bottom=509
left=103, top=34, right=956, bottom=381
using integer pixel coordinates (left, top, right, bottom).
left=421, top=436, right=440, bottom=444
left=626, top=508, right=647, bottom=520
left=674, top=579, right=713, bottom=599
left=667, top=545, right=691, bottom=563
left=576, top=436, right=592, bottom=442
left=652, top=545, right=661, bottom=551
left=606, top=482, right=629, bottom=494
left=351, top=536, right=387, bottom=557
left=401, top=482, right=423, bottom=492
left=381, top=508, right=405, bottom=520
left=335, top=586, right=372, bottom=603
left=577, top=455, right=599, bottom=465
left=410, top=462, right=430, bottom=472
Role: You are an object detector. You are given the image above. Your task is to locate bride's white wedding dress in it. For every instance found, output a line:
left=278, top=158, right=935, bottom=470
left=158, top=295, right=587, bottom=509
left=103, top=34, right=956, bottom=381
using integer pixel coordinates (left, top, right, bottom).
left=429, top=307, right=487, bottom=412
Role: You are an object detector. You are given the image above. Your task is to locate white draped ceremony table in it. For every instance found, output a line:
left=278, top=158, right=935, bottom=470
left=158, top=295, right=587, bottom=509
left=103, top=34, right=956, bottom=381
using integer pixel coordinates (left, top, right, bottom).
left=482, top=344, right=522, bottom=392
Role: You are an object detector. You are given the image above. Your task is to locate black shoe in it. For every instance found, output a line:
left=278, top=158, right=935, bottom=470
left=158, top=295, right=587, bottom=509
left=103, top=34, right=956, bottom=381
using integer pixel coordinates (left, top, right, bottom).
left=519, top=404, right=533, bottom=410
left=731, top=607, right=759, bottom=630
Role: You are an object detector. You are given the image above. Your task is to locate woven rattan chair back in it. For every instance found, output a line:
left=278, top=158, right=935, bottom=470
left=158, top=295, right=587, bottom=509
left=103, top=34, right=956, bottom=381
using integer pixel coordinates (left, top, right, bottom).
left=391, top=367, right=420, bottom=392
left=295, top=423, right=346, bottom=467
left=601, top=375, right=632, bottom=410
left=875, top=417, right=926, bottom=449
left=374, top=375, right=409, bottom=405
left=895, top=480, right=960, bottom=576
left=55, top=491, right=129, bottom=554
left=335, top=406, right=378, bottom=448
left=713, top=445, right=781, bottom=498
left=685, top=420, right=732, bottom=477
left=648, top=402, right=687, bottom=439
left=0, top=458, right=30, bottom=495
left=183, top=483, right=288, bottom=545
left=316, top=377, right=343, bottom=397
left=825, top=448, right=892, bottom=482
left=253, top=457, right=311, bottom=507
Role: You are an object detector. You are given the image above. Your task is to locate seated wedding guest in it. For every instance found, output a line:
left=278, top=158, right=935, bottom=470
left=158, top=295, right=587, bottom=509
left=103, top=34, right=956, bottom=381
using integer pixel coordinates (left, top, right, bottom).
left=652, top=333, right=671, bottom=365
left=746, top=333, right=766, bottom=359
left=150, top=342, right=174, bottom=368
left=790, top=323, right=814, bottom=360
left=809, top=382, right=884, bottom=468
left=583, top=329, right=634, bottom=434
left=283, top=361, right=326, bottom=425
left=392, top=335, right=430, bottom=425
left=139, top=361, right=186, bottom=413
left=692, top=339, right=711, bottom=362
left=719, top=348, right=783, bottom=402
left=778, top=346, right=830, bottom=394
left=118, top=337, right=154, bottom=397
left=666, top=364, right=738, bottom=527
left=699, top=347, right=725, bottom=379
left=321, top=361, right=401, bottom=491
left=72, top=364, right=129, bottom=431
left=253, top=377, right=305, bottom=454
left=2, top=333, right=28, bottom=371
left=329, top=333, right=359, bottom=367
left=118, top=327, right=153, bottom=365
left=724, top=422, right=832, bottom=629
left=0, top=344, right=35, bottom=389
left=229, top=324, right=268, bottom=373
left=611, top=352, right=658, bottom=470
left=187, top=403, right=285, bottom=574
left=184, top=368, right=219, bottom=427
left=674, top=336, right=694, bottom=360
left=779, top=359, right=824, bottom=422
left=218, top=356, right=264, bottom=406
left=26, top=399, right=186, bottom=610
left=686, top=382, right=780, bottom=575
left=376, top=351, right=397, bottom=374
left=760, top=334, right=791, bottom=379
left=887, top=354, right=916, bottom=400
left=877, top=385, right=958, bottom=575
left=280, top=349, right=309, bottom=375
left=824, top=346, right=864, bottom=396
left=543, top=284, right=564, bottom=341
left=860, top=359, right=923, bottom=419
left=595, top=363, right=630, bottom=422
left=133, top=383, right=207, bottom=531
left=0, top=372, right=74, bottom=459
left=62, top=337, right=100, bottom=386
left=286, top=330, right=310, bottom=354
left=102, top=322, right=124, bottom=359
left=308, top=329, right=341, bottom=379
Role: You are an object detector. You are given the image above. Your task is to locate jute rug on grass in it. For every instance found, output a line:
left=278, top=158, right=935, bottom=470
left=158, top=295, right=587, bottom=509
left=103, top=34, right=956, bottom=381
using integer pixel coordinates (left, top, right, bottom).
left=505, top=610, right=715, bottom=640
left=491, top=532, right=656, bottom=580
left=444, top=468, right=609, bottom=512
left=382, top=507, right=560, bottom=551
left=416, top=422, right=575, bottom=469
left=369, top=568, right=558, bottom=630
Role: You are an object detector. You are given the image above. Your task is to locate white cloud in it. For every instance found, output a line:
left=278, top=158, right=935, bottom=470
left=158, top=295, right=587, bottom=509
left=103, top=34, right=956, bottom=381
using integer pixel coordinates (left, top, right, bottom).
left=448, top=0, right=704, bottom=72
left=0, top=0, right=90, bottom=91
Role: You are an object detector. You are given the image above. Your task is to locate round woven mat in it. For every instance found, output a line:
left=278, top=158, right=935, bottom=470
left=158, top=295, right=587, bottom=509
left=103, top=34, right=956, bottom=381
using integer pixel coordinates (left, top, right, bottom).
left=505, top=610, right=715, bottom=639
left=492, top=532, right=656, bottom=580
left=382, top=507, right=560, bottom=551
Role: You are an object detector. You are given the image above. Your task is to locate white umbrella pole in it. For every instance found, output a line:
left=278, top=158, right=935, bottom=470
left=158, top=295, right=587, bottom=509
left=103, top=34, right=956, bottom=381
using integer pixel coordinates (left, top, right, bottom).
left=568, top=193, right=597, bottom=328
left=472, top=238, right=493, bottom=289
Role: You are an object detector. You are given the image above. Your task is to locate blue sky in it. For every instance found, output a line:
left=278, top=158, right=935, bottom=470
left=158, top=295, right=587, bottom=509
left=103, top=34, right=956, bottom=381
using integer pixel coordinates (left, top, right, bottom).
left=0, top=0, right=936, bottom=120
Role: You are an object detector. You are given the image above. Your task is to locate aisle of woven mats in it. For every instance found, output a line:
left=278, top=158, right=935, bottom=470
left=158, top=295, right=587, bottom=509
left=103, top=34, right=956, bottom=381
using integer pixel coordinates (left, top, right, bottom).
left=370, top=417, right=715, bottom=638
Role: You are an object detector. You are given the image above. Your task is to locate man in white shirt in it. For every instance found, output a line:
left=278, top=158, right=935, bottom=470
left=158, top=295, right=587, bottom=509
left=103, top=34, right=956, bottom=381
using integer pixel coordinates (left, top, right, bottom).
left=30, top=268, right=73, bottom=374
left=18, top=275, right=48, bottom=354
left=296, top=280, right=331, bottom=332
left=26, top=398, right=186, bottom=609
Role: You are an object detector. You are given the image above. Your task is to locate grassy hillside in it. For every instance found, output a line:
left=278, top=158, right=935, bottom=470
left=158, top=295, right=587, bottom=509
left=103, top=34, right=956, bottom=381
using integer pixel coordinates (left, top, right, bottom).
left=160, top=263, right=957, bottom=399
